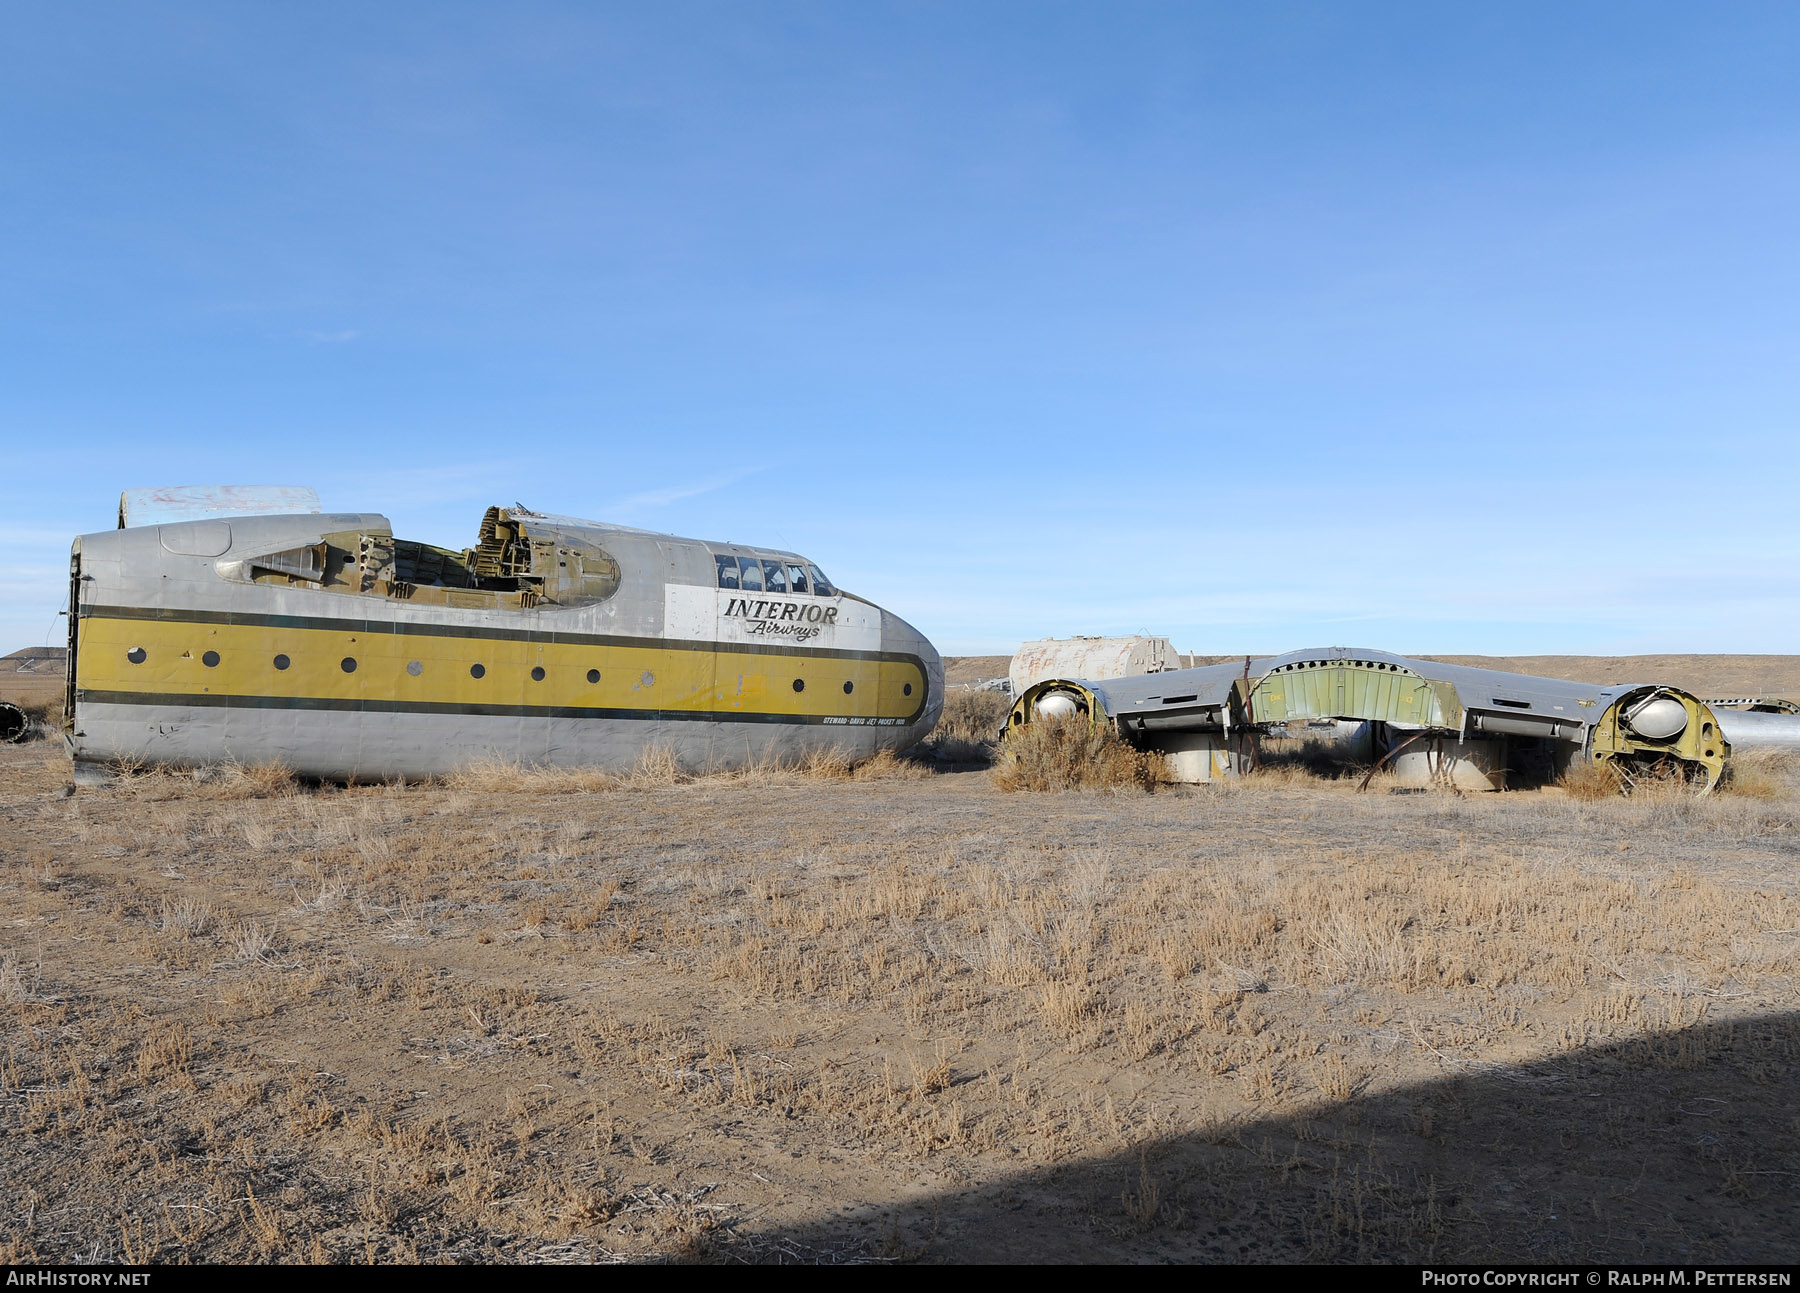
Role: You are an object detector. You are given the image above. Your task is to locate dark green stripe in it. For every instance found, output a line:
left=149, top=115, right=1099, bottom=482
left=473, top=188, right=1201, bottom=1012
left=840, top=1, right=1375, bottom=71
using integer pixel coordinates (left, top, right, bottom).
left=77, top=689, right=917, bottom=729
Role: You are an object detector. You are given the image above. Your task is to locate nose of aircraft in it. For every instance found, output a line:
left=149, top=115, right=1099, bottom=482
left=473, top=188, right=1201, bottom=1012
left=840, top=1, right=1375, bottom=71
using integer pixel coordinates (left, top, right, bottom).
left=882, top=607, right=944, bottom=739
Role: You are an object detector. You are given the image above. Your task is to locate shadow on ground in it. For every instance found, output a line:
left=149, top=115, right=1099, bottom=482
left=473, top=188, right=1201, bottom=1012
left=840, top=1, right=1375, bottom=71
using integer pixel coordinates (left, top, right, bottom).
left=738, top=1012, right=1800, bottom=1264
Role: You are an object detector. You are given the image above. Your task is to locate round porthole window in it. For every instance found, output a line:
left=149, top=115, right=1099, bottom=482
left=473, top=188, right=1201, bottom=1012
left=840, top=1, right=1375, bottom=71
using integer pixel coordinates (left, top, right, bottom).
left=903, top=683, right=912, bottom=696
left=843, top=681, right=854, bottom=695
left=127, top=647, right=146, bottom=664
left=586, top=669, right=600, bottom=684
left=793, top=678, right=805, bottom=692
left=406, top=660, right=423, bottom=676
left=470, top=663, right=486, bottom=679
left=531, top=666, right=546, bottom=682
left=202, top=650, right=220, bottom=668
left=341, top=657, right=357, bottom=673
left=273, top=654, right=290, bottom=671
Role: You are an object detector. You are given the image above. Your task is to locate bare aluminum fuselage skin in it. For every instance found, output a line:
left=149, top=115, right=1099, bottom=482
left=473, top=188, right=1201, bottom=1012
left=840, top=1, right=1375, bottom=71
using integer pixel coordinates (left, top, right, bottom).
left=1708, top=708, right=1800, bottom=752
left=67, top=510, right=943, bottom=780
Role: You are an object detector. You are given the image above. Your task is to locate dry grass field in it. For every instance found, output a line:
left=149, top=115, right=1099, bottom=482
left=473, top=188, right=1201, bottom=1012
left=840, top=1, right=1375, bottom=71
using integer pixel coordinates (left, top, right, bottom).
left=2, top=696, right=1798, bottom=1264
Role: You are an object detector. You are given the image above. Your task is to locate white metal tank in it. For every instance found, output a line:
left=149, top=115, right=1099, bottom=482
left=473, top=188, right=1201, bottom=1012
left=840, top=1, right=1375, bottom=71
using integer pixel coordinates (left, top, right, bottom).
left=1391, top=734, right=1510, bottom=792
left=1009, top=635, right=1176, bottom=699
left=1713, top=709, right=1800, bottom=751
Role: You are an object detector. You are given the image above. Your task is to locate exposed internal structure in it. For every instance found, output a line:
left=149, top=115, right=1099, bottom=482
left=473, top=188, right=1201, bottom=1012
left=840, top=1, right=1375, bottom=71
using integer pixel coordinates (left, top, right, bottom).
left=1005, top=648, right=1732, bottom=793
left=221, top=506, right=624, bottom=609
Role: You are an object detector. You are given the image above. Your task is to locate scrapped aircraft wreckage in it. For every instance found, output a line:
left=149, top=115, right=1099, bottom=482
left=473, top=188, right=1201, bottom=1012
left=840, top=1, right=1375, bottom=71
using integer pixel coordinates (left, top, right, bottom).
left=1005, top=647, right=1748, bottom=793
left=63, top=486, right=943, bottom=782
left=1704, top=697, right=1800, bottom=713
left=1697, top=699, right=1800, bottom=751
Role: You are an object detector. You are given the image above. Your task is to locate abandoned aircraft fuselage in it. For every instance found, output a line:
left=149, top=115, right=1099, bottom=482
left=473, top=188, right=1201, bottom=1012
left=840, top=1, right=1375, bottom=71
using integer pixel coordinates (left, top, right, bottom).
left=65, top=502, right=944, bottom=780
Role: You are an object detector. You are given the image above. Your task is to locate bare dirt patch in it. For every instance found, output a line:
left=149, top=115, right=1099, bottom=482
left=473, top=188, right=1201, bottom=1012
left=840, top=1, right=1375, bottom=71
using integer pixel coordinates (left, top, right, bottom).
left=1, top=742, right=1797, bottom=1263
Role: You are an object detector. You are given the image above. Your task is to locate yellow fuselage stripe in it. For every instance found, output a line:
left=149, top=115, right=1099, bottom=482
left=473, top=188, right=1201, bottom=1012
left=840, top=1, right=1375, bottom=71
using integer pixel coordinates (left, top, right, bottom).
left=78, top=614, right=925, bottom=722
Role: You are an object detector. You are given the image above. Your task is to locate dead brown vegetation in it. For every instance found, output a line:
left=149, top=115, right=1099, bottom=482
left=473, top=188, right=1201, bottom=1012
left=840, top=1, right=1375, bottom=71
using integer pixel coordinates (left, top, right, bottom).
left=17, top=697, right=61, bottom=725
left=0, top=739, right=1795, bottom=1263
left=1561, top=756, right=1738, bottom=803
left=441, top=744, right=929, bottom=796
left=991, top=718, right=1162, bottom=793
left=90, top=759, right=303, bottom=801
left=918, top=688, right=1009, bottom=764
left=1251, top=734, right=1362, bottom=780
left=1720, top=748, right=1800, bottom=800
left=1557, top=758, right=1626, bottom=801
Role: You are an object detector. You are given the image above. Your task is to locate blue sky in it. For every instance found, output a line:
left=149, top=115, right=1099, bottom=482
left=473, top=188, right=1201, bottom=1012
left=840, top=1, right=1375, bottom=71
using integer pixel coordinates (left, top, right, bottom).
left=4, top=4, right=1797, bottom=656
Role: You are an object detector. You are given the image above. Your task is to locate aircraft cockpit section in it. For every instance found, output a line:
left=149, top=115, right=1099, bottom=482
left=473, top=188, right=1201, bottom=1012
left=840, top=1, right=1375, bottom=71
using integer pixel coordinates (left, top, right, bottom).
left=712, top=553, right=836, bottom=598
left=67, top=487, right=944, bottom=781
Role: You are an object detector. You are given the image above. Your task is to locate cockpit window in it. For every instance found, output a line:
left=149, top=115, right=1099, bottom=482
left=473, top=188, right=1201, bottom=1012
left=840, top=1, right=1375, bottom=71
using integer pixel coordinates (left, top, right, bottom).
left=715, top=552, right=833, bottom=596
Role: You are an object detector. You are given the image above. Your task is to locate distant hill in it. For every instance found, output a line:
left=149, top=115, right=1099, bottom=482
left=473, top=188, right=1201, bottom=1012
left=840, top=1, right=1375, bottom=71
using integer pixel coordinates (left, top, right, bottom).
left=943, top=655, right=1012, bottom=687
left=1, top=646, right=66, bottom=711
left=1415, top=655, right=1800, bottom=702
left=3, top=647, right=65, bottom=665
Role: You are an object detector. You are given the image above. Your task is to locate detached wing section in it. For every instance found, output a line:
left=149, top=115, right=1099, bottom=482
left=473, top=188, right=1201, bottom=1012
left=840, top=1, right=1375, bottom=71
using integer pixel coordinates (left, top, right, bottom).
left=1005, top=647, right=1730, bottom=792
